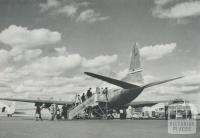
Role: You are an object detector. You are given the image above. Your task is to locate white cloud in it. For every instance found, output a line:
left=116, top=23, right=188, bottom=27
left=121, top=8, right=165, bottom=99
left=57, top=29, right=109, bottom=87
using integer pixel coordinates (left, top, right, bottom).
left=55, top=46, right=68, bottom=55
left=0, top=49, right=11, bottom=71
left=77, top=9, right=109, bottom=23
left=82, top=54, right=118, bottom=68
left=153, top=0, right=200, bottom=22
left=41, top=1, right=90, bottom=18
left=11, top=48, right=42, bottom=62
left=117, top=68, right=129, bottom=79
left=0, top=48, right=42, bottom=71
left=140, top=43, right=176, bottom=60
left=0, top=25, right=61, bottom=49
left=0, top=49, right=10, bottom=64
left=0, top=49, right=119, bottom=97
left=39, top=0, right=61, bottom=12
left=173, top=69, right=200, bottom=87
left=154, top=0, right=174, bottom=6
left=21, top=54, right=82, bottom=77
left=54, top=4, right=78, bottom=17
left=39, top=1, right=109, bottom=23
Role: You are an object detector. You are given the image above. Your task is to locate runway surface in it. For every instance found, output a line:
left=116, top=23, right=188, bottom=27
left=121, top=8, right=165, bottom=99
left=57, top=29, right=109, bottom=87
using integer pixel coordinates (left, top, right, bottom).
left=0, top=117, right=199, bottom=138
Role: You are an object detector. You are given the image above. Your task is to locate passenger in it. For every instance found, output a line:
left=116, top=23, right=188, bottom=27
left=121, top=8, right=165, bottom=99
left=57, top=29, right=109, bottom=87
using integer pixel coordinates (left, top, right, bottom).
left=101, top=88, right=104, bottom=94
left=81, top=93, right=86, bottom=103
left=61, top=105, right=67, bottom=119
left=95, top=87, right=100, bottom=102
left=56, top=108, right=61, bottom=120
left=86, top=88, right=92, bottom=98
left=35, top=105, right=42, bottom=121
left=103, top=87, right=108, bottom=101
left=74, top=94, right=79, bottom=106
left=188, top=110, right=192, bottom=119
left=50, top=104, right=57, bottom=121
left=77, top=94, right=82, bottom=104
left=96, top=87, right=100, bottom=94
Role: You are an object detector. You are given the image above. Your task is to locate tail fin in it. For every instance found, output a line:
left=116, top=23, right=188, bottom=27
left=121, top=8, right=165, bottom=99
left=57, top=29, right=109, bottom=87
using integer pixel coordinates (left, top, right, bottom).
left=122, top=43, right=143, bottom=84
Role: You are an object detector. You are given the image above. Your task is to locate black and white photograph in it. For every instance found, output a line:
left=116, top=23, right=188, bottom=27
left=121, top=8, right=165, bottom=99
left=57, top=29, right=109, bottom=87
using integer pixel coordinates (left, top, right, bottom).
left=0, top=0, right=199, bottom=138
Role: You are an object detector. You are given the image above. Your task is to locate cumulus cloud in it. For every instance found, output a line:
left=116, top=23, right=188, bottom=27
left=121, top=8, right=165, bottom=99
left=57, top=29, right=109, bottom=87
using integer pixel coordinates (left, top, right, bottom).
left=0, top=49, right=10, bottom=64
left=54, top=4, right=78, bottom=17
left=140, top=43, right=176, bottom=60
left=117, top=68, right=129, bottom=79
left=11, top=48, right=42, bottom=62
left=40, top=0, right=90, bottom=18
left=52, top=1, right=90, bottom=17
left=0, top=51, right=119, bottom=101
left=39, top=0, right=61, bottom=12
left=0, top=48, right=43, bottom=72
left=24, top=76, right=85, bottom=88
left=55, top=46, right=68, bottom=55
left=21, top=54, right=82, bottom=77
left=82, top=54, right=118, bottom=68
left=39, top=0, right=109, bottom=23
left=0, top=25, right=61, bottom=49
left=154, top=0, right=174, bottom=6
left=76, top=9, right=109, bottom=23
left=153, top=0, right=200, bottom=23
left=11, top=52, right=118, bottom=80
left=172, top=69, right=200, bottom=88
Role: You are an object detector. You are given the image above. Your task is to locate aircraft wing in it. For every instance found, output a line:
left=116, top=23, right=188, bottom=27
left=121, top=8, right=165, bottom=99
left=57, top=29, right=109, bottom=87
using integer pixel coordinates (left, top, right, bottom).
left=84, top=72, right=140, bottom=89
left=128, top=100, right=169, bottom=108
left=0, top=98, right=73, bottom=105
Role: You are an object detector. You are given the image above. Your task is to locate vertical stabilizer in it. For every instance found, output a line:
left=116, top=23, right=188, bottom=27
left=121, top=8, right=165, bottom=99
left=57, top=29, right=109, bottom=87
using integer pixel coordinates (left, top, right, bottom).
left=122, top=43, right=143, bottom=84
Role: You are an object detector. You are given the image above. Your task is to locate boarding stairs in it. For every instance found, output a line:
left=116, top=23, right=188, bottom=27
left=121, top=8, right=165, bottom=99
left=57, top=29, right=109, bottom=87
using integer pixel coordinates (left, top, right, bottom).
left=68, top=93, right=107, bottom=120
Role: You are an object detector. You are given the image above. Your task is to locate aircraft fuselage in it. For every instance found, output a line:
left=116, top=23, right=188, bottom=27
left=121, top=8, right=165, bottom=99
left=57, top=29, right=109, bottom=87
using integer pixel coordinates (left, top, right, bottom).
left=107, top=87, right=144, bottom=108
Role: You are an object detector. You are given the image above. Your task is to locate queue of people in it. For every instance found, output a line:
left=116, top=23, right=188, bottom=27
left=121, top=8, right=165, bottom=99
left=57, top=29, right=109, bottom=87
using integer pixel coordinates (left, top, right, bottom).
left=34, top=87, right=109, bottom=121
left=74, top=88, right=94, bottom=106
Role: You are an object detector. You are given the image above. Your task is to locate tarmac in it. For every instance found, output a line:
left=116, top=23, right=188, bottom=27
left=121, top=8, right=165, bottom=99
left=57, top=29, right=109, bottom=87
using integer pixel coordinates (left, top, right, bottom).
left=0, top=117, right=199, bottom=138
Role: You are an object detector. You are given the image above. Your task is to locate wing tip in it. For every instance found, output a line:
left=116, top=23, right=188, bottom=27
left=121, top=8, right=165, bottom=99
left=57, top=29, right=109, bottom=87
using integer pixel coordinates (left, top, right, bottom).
left=84, top=72, right=89, bottom=75
left=174, top=76, right=184, bottom=80
left=84, top=72, right=94, bottom=76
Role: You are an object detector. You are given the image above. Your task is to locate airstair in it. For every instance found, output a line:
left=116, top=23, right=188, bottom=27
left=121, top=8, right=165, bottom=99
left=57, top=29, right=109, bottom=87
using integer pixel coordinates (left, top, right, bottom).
left=68, top=93, right=107, bottom=120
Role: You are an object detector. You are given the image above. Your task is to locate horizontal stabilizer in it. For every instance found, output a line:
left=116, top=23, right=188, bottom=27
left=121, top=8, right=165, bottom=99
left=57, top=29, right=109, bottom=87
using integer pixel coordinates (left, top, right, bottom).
left=143, top=76, right=183, bottom=88
left=84, top=72, right=140, bottom=89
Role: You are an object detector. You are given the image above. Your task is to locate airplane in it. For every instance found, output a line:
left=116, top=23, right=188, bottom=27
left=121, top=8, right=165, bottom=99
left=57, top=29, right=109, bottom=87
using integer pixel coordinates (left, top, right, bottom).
left=0, top=43, right=183, bottom=120
left=84, top=43, right=183, bottom=118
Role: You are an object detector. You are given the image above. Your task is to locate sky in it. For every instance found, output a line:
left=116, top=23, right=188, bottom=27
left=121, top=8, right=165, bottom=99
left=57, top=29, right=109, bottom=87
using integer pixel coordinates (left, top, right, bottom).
left=0, top=0, right=199, bottom=111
